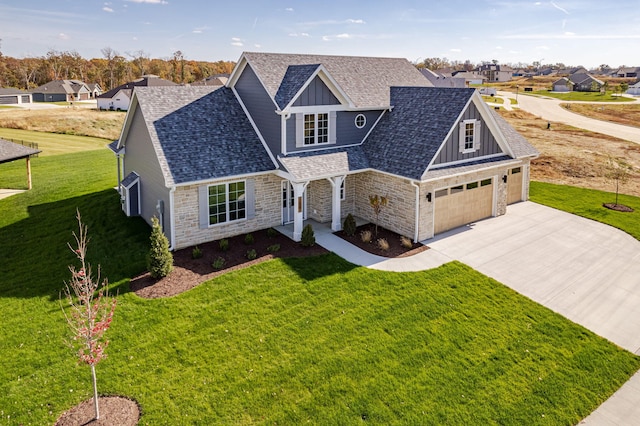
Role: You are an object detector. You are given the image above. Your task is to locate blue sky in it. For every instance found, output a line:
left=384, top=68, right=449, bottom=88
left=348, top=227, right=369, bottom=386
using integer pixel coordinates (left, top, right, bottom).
left=1, top=0, right=638, bottom=67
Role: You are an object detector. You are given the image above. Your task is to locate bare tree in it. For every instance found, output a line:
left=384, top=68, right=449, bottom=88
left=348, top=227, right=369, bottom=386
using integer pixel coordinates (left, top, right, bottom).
left=61, top=211, right=117, bottom=421
left=604, top=156, right=632, bottom=206
left=101, top=47, right=118, bottom=89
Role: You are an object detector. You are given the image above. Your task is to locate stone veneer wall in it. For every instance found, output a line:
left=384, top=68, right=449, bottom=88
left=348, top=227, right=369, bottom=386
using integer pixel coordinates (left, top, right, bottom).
left=307, top=180, right=332, bottom=223
left=172, top=173, right=282, bottom=250
left=352, top=171, right=416, bottom=239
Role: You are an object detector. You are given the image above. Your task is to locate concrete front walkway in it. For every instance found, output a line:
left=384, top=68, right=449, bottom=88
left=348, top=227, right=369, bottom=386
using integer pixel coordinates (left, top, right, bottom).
left=306, top=201, right=640, bottom=424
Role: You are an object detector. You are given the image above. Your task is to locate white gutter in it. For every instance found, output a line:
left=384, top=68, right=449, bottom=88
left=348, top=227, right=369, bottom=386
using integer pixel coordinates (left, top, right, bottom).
left=169, top=186, right=176, bottom=251
left=410, top=180, right=420, bottom=243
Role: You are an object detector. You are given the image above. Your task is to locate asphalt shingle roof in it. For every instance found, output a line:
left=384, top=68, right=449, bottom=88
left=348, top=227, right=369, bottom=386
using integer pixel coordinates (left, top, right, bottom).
left=363, top=87, right=475, bottom=180
left=278, top=146, right=369, bottom=181
left=134, top=86, right=275, bottom=186
left=98, top=76, right=177, bottom=99
left=242, top=52, right=433, bottom=109
left=274, top=64, right=321, bottom=109
left=0, top=139, right=40, bottom=164
left=490, top=110, right=539, bottom=159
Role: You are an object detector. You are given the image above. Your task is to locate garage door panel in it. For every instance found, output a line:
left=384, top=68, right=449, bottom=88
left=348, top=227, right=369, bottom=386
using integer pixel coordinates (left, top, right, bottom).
left=434, top=179, right=493, bottom=235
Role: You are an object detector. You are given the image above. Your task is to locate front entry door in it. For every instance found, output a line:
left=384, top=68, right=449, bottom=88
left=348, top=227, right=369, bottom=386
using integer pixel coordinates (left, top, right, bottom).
left=282, top=181, right=295, bottom=224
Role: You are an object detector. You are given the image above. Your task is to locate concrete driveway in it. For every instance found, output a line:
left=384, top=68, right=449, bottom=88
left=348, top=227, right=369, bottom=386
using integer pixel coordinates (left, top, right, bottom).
left=425, top=201, right=640, bottom=355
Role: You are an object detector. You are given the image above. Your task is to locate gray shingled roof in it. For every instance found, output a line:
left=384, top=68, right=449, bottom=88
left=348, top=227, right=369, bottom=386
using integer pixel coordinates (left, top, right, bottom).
left=133, top=86, right=275, bottom=186
left=0, top=88, right=29, bottom=95
left=0, top=139, right=41, bottom=164
left=274, top=64, right=320, bottom=109
left=98, top=76, right=177, bottom=99
left=278, top=146, right=369, bottom=181
left=364, top=87, right=475, bottom=181
left=31, top=80, right=90, bottom=95
left=242, top=52, right=433, bottom=109
left=490, top=110, right=539, bottom=159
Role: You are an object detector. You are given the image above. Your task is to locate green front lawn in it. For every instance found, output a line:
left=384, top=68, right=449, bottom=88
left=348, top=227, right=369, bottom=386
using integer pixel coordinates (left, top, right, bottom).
left=530, top=181, right=640, bottom=240
left=1, top=147, right=639, bottom=424
left=531, top=90, right=634, bottom=102
left=0, top=128, right=110, bottom=156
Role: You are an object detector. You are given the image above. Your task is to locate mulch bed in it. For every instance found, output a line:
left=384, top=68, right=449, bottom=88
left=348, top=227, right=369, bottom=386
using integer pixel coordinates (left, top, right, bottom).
left=55, top=396, right=140, bottom=426
left=335, top=223, right=428, bottom=258
left=130, top=229, right=327, bottom=299
left=603, top=203, right=634, bottom=212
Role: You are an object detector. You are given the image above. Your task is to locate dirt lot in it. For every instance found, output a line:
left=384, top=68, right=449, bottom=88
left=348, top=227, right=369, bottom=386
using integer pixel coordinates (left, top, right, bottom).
left=499, top=109, right=640, bottom=197
left=0, top=107, right=125, bottom=140
left=560, top=103, right=640, bottom=128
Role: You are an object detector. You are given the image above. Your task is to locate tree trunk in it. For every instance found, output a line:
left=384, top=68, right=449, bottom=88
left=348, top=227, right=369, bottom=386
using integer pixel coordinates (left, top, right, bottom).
left=91, top=364, right=100, bottom=420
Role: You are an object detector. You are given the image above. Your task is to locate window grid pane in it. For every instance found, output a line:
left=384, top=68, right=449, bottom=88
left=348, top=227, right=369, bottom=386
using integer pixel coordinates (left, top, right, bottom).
left=464, top=122, right=474, bottom=150
left=317, top=113, right=328, bottom=143
left=208, top=182, right=245, bottom=225
left=304, top=114, right=315, bottom=145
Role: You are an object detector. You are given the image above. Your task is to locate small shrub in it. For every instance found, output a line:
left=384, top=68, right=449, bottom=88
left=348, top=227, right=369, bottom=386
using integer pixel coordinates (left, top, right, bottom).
left=343, top=213, right=356, bottom=236
left=147, top=216, right=173, bottom=278
left=244, top=233, right=255, bottom=245
left=267, top=244, right=280, bottom=253
left=360, top=229, right=373, bottom=243
left=400, top=236, right=413, bottom=249
left=377, top=238, right=390, bottom=251
left=246, top=249, right=257, bottom=260
left=219, top=238, right=229, bottom=252
left=266, top=228, right=278, bottom=238
left=191, top=245, right=203, bottom=259
left=212, top=257, right=225, bottom=270
left=301, top=224, right=316, bottom=247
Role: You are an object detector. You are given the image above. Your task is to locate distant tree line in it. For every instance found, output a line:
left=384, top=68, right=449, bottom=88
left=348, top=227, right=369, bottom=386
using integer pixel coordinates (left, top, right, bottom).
left=415, top=57, right=628, bottom=74
left=0, top=44, right=235, bottom=91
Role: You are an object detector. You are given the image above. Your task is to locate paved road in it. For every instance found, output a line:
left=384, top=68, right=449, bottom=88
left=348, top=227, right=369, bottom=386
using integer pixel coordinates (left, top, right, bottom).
left=499, top=91, right=640, bottom=144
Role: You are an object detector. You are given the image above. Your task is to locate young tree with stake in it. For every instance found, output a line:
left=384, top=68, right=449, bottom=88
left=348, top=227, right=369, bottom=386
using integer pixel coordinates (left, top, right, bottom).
left=61, top=211, right=116, bottom=421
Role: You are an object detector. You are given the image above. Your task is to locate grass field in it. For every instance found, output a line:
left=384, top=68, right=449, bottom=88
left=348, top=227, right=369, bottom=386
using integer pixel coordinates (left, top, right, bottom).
left=559, top=103, right=640, bottom=128
left=0, top=128, right=110, bottom=156
left=1, top=136, right=640, bottom=424
left=530, top=90, right=634, bottom=102
left=530, top=181, right=640, bottom=240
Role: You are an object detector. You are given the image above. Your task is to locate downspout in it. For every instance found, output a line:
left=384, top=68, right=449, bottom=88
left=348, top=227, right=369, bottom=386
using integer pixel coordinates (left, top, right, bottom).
left=169, top=186, right=176, bottom=251
left=410, top=180, right=420, bottom=243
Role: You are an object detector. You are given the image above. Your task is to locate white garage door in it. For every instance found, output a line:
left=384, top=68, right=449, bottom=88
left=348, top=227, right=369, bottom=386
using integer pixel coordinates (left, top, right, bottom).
left=507, top=167, right=523, bottom=204
left=434, top=178, right=494, bottom=234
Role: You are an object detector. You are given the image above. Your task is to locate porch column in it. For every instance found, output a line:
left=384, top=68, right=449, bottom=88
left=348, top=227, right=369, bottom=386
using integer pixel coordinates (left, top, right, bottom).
left=26, top=157, right=33, bottom=190
left=327, top=175, right=345, bottom=232
left=292, top=181, right=309, bottom=242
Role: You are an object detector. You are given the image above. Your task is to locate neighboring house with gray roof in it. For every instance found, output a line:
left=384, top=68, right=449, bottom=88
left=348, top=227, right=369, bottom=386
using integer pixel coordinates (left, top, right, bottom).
left=419, top=69, right=467, bottom=88
left=552, top=77, right=574, bottom=92
left=569, top=73, right=604, bottom=92
left=627, top=80, right=640, bottom=96
left=113, top=51, right=537, bottom=250
left=97, top=75, right=177, bottom=111
left=0, top=88, right=32, bottom=105
left=31, top=79, right=95, bottom=102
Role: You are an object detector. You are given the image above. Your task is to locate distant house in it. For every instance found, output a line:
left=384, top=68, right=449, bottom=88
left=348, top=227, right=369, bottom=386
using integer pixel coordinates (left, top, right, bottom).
left=450, top=71, right=486, bottom=86
left=419, top=69, right=467, bottom=88
left=87, top=83, right=103, bottom=99
left=97, top=75, right=177, bottom=111
left=558, top=66, right=588, bottom=76
left=613, top=67, right=640, bottom=78
left=0, top=88, right=32, bottom=105
left=191, top=74, right=230, bottom=86
left=552, top=77, right=574, bottom=92
left=474, top=64, right=513, bottom=82
left=31, top=80, right=95, bottom=102
left=569, top=73, right=604, bottom=92
left=111, top=51, right=537, bottom=250
left=627, top=80, right=640, bottom=96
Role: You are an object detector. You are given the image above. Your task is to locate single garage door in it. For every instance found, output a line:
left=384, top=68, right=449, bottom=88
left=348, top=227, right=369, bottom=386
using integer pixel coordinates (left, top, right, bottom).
left=0, top=95, right=18, bottom=105
left=434, top=178, right=494, bottom=234
left=507, top=167, right=523, bottom=204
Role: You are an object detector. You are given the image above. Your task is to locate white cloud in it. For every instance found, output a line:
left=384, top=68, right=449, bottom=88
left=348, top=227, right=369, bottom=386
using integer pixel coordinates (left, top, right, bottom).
left=103, top=7, right=114, bottom=12
left=254, top=44, right=261, bottom=48
left=564, top=31, right=575, bottom=36
left=285, top=7, right=294, bottom=12
left=322, top=35, right=331, bottom=41
left=288, top=32, right=310, bottom=37
left=193, top=30, right=202, bottom=34
left=450, top=48, right=461, bottom=52
left=550, top=1, right=569, bottom=15
left=503, top=33, right=640, bottom=40
left=535, top=1, right=541, bottom=5
left=231, top=37, right=243, bottom=46
left=58, top=33, right=70, bottom=40
left=346, top=19, right=365, bottom=24
left=495, top=46, right=503, bottom=50
left=336, top=33, right=352, bottom=39
left=192, top=26, right=209, bottom=34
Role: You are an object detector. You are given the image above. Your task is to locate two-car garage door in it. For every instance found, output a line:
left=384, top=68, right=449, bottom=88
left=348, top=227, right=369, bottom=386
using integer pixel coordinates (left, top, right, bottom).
left=434, top=178, right=494, bottom=234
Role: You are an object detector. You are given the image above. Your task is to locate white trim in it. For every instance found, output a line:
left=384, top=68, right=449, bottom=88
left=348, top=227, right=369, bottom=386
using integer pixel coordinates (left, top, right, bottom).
left=460, top=119, right=478, bottom=154
left=354, top=113, right=366, bottom=129
left=470, top=91, right=515, bottom=158
left=204, top=179, right=248, bottom=227
left=422, top=159, right=522, bottom=184
left=288, top=104, right=348, bottom=113
left=174, top=169, right=271, bottom=188
left=360, top=109, right=387, bottom=143
left=410, top=180, right=420, bottom=243
left=169, top=186, right=176, bottom=251
left=231, top=86, right=279, bottom=168
left=429, top=153, right=507, bottom=170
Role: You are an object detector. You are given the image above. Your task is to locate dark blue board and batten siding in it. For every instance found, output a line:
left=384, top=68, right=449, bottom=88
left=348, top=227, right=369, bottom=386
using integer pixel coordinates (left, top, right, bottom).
left=432, top=102, right=503, bottom=165
left=292, top=76, right=340, bottom=106
left=234, top=64, right=282, bottom=156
